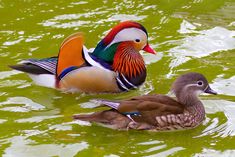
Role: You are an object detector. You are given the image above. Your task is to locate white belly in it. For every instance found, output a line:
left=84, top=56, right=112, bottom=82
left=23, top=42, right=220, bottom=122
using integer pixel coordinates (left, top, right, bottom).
left=28, top=74, right=56, bottom=88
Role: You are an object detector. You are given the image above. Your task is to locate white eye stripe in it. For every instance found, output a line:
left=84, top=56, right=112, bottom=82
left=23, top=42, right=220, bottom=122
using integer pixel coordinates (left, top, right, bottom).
left=106, top=28, right=147, bottom=49
left=183, top=83, right=208, bottom=91
left=184, top=83, right=198, bottom=89
left=183, top=83, right=201, bottom=91
left=182, top=83, right=203, bottom=95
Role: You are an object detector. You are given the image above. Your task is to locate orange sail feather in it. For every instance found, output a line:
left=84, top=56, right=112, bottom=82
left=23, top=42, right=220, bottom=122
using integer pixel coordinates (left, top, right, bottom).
left=56, top=32, right=85, bottom=78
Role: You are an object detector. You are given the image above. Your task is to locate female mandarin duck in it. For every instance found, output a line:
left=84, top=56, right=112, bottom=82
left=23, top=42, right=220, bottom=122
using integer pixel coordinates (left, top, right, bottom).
left=74, top=72, right=217, bottom=131
left=10, top=21, right=156, bottom=93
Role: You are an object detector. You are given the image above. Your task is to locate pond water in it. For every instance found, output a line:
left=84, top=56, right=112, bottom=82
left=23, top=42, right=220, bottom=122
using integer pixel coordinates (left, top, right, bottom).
left=0, top=0, right=235, bottom=156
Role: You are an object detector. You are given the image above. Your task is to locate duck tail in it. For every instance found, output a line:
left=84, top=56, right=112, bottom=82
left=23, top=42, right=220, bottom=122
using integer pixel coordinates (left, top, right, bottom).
left=73, top=113, right=96, bottom=122
left=73, top=111, right=111, bottom=124
left=9, top=57, right=57, bottom=75
left=90, top=99, right=120, bottom=110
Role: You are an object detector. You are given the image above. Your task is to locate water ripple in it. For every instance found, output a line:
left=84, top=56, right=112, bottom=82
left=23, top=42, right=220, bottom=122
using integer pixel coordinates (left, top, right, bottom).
left=107, top=14, right=147, bottom=21
left=0, top=70, right=21, bottom=80
left=145, top=147, right=185, bottom=157
left=15, top=115, right=62, bottom=123
left=3, top=38, right=24, bottom=46
left=169, top=20, right=235, bottom=68
left=0, top=80, right=28, bottom=88
left=211, top=75, right=235, bottom=96
left=194, top=148, right=235, bottom=157
left=0, top=119, right=7, bottom=124
left=203, top=100, right=235, bottom=137
left=0, top=0, right=235, bottom=156
left=0, top=106, right=30, bottom=112
left=3, top=136, right=89, bottom=157
left=0, top=97, right=45, bottom=111
left=40, top=11, right=107, bottom=29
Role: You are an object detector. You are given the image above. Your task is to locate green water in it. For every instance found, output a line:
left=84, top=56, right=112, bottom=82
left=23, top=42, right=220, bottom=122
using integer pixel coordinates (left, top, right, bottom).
left=1, top=0, right=235, bottom=156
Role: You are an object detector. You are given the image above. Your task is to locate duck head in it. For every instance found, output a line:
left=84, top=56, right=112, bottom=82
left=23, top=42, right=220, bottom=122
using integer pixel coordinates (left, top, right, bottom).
left=171, top=72, right=217, bottom=104
left=92, top=21, right=156, bottom=63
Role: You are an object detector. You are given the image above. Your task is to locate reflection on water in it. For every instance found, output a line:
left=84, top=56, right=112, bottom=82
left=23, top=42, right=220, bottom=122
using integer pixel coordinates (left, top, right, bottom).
left=0, top=97, right=45, bottom=110
left=1, top=99, right=234, bottom=157
left=211, top=75, right=235, bottom=96
left=0, top=70, right=21, bottom=80
left=15, top=115, right=62, bottom=123
left=0, top=0, right=235, bottom=156
left=145, top=147, right=185, bottom=157
left=169, top=21, right=235, bottom=68
left=195, top=149, right=235, bottom=157
left=205, top=100, right=235, bottom=137
left=3, top=136, right=88, bottom=157
left=0, top=119, right=7, bottom=124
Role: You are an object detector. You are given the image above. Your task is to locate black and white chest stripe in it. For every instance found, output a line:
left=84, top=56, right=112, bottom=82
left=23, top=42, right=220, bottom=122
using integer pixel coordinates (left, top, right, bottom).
left=116, top=72, right=138, bottom=91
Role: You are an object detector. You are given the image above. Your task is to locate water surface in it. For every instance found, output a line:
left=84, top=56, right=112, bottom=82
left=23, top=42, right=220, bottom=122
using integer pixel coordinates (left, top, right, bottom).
left=0, top=0, right=235, bottom=156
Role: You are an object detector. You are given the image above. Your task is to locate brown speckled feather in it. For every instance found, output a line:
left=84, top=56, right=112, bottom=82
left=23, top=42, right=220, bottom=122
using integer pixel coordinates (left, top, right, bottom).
left=74, top=73, right=217, bottom=131
left=118, top=94, right=184, bottom=115
left=74, top=94, right=185, bottom=130
left=73, top=109, right=131, bottom=130
left=134, top=101, right=184, bottom=126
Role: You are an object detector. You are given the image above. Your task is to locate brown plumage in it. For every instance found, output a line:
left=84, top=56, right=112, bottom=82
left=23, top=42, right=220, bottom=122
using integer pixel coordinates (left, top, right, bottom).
left=74, top=72, right=217, bottom=131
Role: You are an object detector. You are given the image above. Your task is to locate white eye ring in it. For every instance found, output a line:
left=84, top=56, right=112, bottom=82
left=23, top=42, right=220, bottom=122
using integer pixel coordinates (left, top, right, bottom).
left=197, top=81, right=203, bottom=86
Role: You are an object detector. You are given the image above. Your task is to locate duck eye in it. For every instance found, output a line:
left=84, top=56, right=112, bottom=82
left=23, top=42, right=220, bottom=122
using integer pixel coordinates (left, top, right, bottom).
left=135, top=39, right=140, bottom=42
left=197, top=81, right=203, bottom=86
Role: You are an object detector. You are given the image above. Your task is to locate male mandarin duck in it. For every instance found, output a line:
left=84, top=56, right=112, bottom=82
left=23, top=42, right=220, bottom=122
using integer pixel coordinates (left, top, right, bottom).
left=10, top=21, right=156, bottom=93
left=74, top=72, right=217, bottom=131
